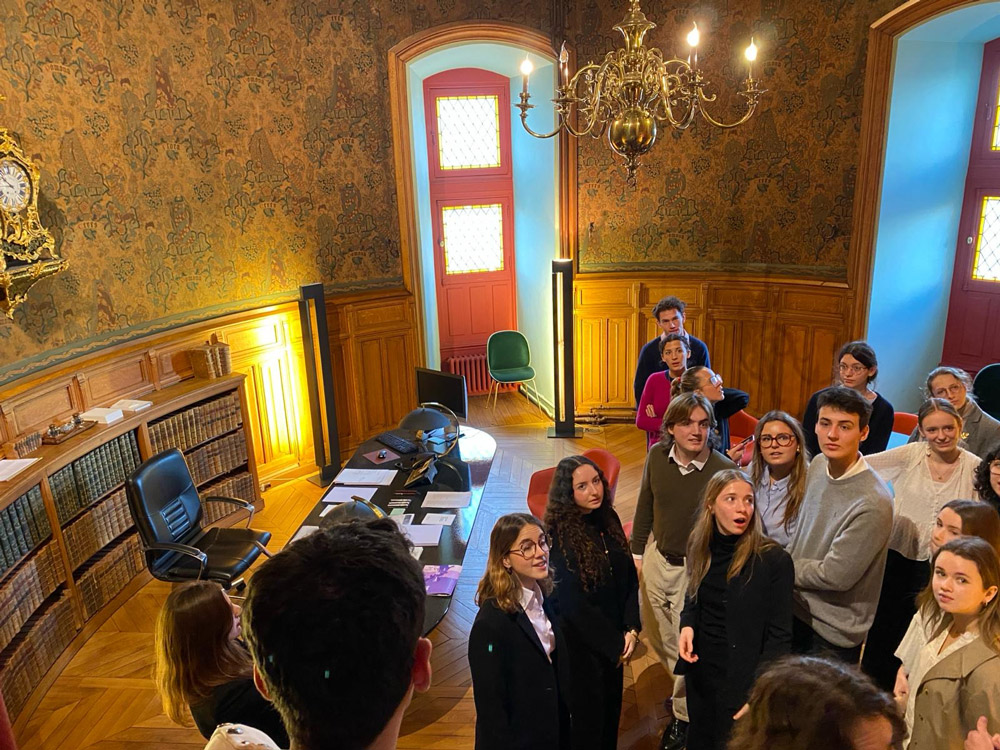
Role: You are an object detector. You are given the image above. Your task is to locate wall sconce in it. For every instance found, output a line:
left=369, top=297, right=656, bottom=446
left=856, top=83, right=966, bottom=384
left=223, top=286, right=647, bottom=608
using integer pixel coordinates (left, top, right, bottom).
left=549, top=259, right=581, bottom=438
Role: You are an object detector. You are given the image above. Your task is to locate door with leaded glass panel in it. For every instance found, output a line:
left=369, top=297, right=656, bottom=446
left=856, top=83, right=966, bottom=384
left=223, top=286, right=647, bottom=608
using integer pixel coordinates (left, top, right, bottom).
left=423, top=69, right=517, bottom=363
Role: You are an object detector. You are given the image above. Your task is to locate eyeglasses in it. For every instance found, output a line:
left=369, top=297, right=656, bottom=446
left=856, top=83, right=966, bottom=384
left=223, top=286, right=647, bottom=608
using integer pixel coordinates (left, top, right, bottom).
left=508, top=536, right=549, bottom=558
left=838, top=363, right=868, bottom=375
left=758, top=433, right=796, bottom=448
left=708, top=373, right=723, bottom=386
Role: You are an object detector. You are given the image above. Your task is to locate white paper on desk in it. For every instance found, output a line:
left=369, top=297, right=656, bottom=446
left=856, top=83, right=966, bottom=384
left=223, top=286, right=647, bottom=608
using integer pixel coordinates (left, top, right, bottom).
left=322, top=486, right=378, bottom=504
left=333, top=468, right=398, bottom=486
left=291, top=526, right=319, bottom=543
left=422, top=513, right=456, bottom=526
left=421, top=491, right=472, bottom=509
left=0, top=458, right=39, bottom=482
left=400, top=524, right=443, bottom=546
left=410, top=546, right=424, bottom=560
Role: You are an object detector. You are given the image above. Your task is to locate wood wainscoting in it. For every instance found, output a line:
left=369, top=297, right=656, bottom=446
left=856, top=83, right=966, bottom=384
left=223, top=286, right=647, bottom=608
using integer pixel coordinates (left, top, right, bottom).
left=574, top=275, right=854, bottom=420
left=0, top=290, right=421, bottom=483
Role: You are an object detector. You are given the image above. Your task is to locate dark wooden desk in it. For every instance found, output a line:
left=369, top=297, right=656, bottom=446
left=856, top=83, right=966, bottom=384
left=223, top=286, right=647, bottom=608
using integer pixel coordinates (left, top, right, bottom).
left=292, top=426, right=496, bottom=634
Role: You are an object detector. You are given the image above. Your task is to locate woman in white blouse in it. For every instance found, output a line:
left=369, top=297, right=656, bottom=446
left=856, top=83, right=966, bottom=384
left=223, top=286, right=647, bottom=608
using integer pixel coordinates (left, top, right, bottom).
left=861, top=398, right=981, bottom=690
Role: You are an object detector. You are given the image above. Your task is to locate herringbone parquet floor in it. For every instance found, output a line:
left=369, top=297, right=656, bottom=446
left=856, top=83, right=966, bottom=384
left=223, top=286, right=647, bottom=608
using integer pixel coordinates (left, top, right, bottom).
left=16, top=393, right=671, bottom=750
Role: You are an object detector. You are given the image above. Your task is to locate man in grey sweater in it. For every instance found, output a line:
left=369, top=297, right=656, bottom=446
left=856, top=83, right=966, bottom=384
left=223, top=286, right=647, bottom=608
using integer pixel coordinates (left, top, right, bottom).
left=788, top=386, right=894, bottom=664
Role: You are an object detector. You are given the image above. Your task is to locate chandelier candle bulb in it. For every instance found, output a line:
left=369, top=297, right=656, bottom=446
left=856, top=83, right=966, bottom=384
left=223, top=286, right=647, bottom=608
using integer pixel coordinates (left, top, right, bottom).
left=519, top=56, right=533, bottom=94
left=559, top=42, right=569, bottom=88
left=745, top=37, right=758, bottom=79
left=686, top=22, right=699, bottom=67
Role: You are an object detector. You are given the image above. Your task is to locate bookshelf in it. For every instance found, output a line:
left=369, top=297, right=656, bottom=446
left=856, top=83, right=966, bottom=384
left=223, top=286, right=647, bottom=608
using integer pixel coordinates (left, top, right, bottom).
left=0, top=374, right=261, bottom=725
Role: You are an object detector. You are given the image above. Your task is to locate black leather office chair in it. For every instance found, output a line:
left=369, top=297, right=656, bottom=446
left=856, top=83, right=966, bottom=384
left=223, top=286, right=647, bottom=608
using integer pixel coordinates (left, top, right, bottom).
left=125, top=448, right=272, bottom=589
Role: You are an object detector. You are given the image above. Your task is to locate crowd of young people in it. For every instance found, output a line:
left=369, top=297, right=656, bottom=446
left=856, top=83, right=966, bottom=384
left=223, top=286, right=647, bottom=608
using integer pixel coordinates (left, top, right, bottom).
left=150, top=294, right=1000, bottom=750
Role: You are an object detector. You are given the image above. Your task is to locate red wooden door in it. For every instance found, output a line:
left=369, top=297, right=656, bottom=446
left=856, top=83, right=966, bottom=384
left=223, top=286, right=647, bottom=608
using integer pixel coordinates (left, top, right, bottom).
left=423, top=69, right=516, bottom=361
left=942, top=40, right=1000, bottom=371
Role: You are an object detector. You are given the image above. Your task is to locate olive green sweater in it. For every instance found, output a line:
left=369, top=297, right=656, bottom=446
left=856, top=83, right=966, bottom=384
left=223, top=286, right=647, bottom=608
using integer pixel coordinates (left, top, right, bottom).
left=629, top=444, right=735, bottom=557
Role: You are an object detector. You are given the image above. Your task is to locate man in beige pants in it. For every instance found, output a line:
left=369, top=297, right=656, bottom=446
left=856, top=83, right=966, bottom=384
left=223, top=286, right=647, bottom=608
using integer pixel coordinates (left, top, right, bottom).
left=631, top=393, right=735, bottom=750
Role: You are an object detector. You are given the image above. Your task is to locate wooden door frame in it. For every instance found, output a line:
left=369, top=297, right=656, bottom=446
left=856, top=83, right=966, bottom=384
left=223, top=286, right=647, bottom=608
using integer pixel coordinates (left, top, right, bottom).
left=849, top=0, right=984, bottom=339
left=388, top=22, right=572, bottom=368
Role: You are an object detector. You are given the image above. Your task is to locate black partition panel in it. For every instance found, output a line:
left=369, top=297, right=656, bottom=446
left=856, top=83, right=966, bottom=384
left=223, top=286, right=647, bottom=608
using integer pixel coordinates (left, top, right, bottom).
left=299, top=283, right=341, bottom=486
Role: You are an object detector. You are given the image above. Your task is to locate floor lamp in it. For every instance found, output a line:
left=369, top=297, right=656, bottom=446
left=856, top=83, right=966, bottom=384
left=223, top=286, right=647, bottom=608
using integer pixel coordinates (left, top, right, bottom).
left=548, top=259, right=582, bottom=438
left=299, top=283, right=342, bottom=486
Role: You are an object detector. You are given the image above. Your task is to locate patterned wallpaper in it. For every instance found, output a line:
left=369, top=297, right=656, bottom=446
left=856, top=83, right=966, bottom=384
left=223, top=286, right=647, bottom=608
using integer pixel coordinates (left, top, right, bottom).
left=573, top=0, right=902, bottom=277
left=0, top=0, right=559, bottom=382
left=0, top=0, right=904, bottom=383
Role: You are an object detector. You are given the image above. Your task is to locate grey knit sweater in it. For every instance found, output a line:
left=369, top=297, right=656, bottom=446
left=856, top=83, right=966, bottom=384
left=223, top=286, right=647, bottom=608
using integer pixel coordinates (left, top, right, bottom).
left=787, top=455, right=894, bottom=648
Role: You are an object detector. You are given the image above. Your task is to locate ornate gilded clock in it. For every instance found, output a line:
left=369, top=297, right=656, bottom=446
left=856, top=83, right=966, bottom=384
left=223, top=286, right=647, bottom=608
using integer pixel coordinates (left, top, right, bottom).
left=0, top=126, right=66, bottom=318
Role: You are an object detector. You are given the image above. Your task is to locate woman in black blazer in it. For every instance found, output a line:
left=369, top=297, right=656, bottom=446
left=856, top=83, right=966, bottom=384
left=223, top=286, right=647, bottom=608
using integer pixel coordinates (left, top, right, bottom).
left=469, top=513, right=571, bottom=750
left=544, top=455, right=641, bottom=750
left=154, top=581, right=289, bottom=747
left=676, top=468, right=793, bottom=750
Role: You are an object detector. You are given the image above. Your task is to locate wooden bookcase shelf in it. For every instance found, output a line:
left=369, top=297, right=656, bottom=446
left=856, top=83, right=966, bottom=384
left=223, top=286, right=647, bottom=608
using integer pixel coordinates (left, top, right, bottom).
left=0, top=374, right=261, bottom=724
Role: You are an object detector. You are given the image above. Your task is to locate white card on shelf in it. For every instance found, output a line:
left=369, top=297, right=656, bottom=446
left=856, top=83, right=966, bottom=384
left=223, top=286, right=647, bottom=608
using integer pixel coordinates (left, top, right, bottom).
left=321, top=486, right=378, bottom=504
left=421, top=491, right=472, bottom=509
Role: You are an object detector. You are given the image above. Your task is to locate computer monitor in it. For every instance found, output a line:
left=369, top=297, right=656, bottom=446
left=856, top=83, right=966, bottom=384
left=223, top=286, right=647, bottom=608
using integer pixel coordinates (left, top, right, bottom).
left=415, top=367, right=468, bottom=420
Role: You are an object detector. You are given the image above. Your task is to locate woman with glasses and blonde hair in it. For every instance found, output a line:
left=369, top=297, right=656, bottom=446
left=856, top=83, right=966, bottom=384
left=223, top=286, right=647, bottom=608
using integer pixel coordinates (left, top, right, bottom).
left=675, top=468, right=793, bottom=750
left=544, top=455, right=640, bottom=750
left=154, top=581, right=289, bottom=747
left=469, top=513, right=570, bottom=750
left=747, top=411, right=809, bottom=548
left=672, top=366, right=750, bottom=461
left=907, top=366, right=1000, bottom=459
left=802, top=340, right=894, bottom=457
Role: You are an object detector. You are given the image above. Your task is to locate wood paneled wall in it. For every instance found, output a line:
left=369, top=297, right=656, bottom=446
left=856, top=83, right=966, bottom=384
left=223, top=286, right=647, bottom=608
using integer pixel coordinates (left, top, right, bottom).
left=574, top=275, right=853, bottom=420
left=0, top=292, right=421, bottom=482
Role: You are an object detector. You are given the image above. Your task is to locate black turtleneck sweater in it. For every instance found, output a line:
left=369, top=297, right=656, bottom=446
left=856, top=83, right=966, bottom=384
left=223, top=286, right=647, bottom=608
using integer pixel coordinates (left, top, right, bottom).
left=698, top=529, right=738, bottom=646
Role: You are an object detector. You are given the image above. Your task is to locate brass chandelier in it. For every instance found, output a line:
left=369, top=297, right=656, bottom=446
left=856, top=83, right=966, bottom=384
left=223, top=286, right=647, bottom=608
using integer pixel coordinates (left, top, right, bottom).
left=516, top=0, right=765, bottom=185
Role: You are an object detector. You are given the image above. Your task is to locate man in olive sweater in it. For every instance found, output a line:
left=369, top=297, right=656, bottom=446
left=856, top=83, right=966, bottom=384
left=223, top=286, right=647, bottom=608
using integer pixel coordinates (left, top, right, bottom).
left=787, top=386, right=894, bottom=664
left=630, top=392, right=735, bottom=750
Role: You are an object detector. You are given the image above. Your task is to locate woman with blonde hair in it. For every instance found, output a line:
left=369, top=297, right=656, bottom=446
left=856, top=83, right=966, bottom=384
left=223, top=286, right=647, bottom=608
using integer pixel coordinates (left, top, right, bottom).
left=468, top=513, right=570, bottom=750
left=545, top=456, right=639, bottom=750
left=862, top=397, right=982, bottom=689
left=154, top=581, right=289, bottom=747
left=904, top=537, right=1000, bottom=749
left=747, top=411, right=809, bottom=548
left=676, top=468, right=793, bottom=750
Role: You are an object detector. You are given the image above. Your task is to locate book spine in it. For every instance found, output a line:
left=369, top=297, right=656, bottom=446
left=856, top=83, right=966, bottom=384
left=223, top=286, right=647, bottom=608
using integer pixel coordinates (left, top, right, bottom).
left=27, top=485, right=50, bottom=540
left=13, top=498, right=36, bottom=551
left=4, top=506, right=27, bottom=561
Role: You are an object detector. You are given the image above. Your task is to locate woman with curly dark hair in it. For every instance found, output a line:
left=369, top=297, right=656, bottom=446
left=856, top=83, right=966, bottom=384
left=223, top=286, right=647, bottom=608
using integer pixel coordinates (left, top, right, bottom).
left=974, top=445, right=1000, bottom=513
left=544, top=455, right=640, bottom=750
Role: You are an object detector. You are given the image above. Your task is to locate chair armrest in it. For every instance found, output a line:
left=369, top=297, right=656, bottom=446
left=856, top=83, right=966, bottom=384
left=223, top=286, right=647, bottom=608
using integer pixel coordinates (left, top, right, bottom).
left=144, top=542, right=208, bottom=578
left=202, top=494, right=256, bottom=528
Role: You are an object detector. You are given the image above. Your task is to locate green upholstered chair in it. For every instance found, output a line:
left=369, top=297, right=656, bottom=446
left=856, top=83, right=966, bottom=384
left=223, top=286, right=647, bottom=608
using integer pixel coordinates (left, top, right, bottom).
left=486, top=330, right=541, bottom=414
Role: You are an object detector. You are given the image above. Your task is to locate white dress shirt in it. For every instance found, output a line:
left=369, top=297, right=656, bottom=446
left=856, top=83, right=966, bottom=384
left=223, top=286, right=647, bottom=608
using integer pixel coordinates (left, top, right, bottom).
left=520, top=584, right=556, bottom=661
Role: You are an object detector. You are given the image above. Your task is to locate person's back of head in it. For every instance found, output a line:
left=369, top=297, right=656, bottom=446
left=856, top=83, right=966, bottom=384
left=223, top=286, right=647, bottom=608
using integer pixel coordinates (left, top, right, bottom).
left=242, top=519, right=430, bottom=750
left=727, top=655, right=905, bottom=750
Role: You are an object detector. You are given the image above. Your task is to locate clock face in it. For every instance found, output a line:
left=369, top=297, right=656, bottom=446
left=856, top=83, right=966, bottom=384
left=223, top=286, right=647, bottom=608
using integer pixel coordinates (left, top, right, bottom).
left=0, top=159, right=31, bottom=213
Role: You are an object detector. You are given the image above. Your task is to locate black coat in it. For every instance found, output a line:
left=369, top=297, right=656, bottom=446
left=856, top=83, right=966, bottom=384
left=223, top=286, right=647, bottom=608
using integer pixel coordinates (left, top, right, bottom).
left=675, top=543, right=793, bottom=712
left=468, top=597, right=572, bottom=750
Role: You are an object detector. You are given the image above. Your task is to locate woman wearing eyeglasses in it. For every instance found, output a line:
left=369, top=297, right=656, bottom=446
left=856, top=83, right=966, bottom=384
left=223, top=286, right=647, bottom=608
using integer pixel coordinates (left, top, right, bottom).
left=907, top=367, right=1000, bottom=460
left=747, top=411, right=809, bottom=549
left=469, top=513, right=571, bottom=750
left=672, top=366, right=750, bottom=461
left=974, top=446, right=1000, bottom=514
left=544, top=456, right=640, bottom=750
left=861, top=397, right=982, bottom=690
left=801, top=341, right=894, bottom=457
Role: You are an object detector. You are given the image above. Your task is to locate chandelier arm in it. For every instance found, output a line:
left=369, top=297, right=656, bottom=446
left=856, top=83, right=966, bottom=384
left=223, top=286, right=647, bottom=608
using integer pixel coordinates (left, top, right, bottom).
left=517, top=113, right=564, bottom=139
left=694, top=94, right=761, bottom=129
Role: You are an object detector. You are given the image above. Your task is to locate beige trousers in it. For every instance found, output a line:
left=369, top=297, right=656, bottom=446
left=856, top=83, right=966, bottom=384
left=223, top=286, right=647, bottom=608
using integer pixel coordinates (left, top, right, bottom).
left=640, top=539, right=689, bottom=722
